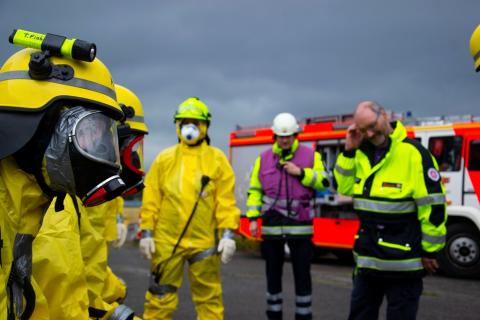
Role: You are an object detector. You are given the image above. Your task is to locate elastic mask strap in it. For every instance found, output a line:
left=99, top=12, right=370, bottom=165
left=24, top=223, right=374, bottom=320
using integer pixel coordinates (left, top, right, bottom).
left=54, top=193, right=66, bottom=212
left=71, top=195, right=81, bottom=229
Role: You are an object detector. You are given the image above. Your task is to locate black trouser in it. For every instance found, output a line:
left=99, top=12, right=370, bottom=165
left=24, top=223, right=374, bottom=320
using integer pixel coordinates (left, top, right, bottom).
left=348, top=273, right=423, bottom=320
left=261, top=237, right=314, bottom=320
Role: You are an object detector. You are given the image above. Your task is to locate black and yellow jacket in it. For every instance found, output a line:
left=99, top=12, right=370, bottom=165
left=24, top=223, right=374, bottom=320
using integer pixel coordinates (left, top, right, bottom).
left=334, top=121, right=447, bottom=278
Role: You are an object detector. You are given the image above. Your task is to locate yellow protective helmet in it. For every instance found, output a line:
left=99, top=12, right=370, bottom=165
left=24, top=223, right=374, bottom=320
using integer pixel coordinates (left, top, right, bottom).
left=0, top=48, right=123, bottom=159
left=115, top=84, right=149, bottom=134
left=174, top=97, right=211, bottom=123
left=470, top=25, right=480, bottom=72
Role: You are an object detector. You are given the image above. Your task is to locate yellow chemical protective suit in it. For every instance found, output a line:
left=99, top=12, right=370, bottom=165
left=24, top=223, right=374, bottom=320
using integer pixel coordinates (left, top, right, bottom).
left=101, top=197, right=128, bottom=304
left=80, top=203, right=116, bottom=319
left=32, top=194, right=90, bottom=319
left=141, top=141, right=240, bottom=320
left=0, top=156, right=50, bottom=319
left=32, top=194, right=131, bottom=320
left=101, top=266, right=127, bottom=304
left=83, top=198, right=128, bottom=317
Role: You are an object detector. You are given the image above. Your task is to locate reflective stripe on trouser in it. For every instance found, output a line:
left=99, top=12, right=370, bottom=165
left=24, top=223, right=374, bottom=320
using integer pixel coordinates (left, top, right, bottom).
left=262, top=239, right=313, bottom=320
left=144, top=247, right=223, bottom=320
left=266, top=292, right=282, bottom=319
left=296, top=294, right=312, bottom=319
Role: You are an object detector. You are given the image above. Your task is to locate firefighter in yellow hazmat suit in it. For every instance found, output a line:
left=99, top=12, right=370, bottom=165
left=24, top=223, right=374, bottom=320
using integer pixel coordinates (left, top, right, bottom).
left=1, top=29, right=125, bottom=319
left=32, top=84, right=149, bottom=319
left=470, top=25, right=480, bottom=72
left=102, top=198, right=128, bottom=304
left=80, top=84, right=149, bottom=319
left=102, top=84, right=150, bottom=305
left=140, top=97, right=240, bottom=320
left=87, top=197, right=127, bottom=307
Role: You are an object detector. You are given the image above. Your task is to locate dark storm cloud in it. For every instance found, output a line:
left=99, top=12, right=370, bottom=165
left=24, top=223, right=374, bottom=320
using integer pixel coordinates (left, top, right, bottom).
left=1, top=0, right=479, bottom=168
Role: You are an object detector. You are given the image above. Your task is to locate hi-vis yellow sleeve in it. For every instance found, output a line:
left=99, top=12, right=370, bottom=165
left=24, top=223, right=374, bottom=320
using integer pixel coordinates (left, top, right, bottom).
left=334, top=151, right=356, bottom=196
left=246, top=156, right=263, bottom=218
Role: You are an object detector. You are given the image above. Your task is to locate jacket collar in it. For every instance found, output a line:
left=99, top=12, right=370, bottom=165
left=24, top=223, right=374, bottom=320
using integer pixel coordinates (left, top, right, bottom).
left=272, top=139, right=299, bottom=161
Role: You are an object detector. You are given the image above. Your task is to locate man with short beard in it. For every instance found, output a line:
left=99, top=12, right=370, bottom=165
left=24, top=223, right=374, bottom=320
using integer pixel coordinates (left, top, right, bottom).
left=334, top=101, right=447, bottom=320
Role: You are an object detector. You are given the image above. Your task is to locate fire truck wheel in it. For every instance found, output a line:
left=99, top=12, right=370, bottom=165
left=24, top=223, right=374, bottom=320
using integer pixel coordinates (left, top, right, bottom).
left=438, top=223, right=480, bottom=278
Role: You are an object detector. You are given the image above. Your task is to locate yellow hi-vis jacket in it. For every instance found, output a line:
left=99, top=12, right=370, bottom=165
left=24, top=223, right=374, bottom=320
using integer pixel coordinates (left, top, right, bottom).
left=334, top=121, right=447, bottom=277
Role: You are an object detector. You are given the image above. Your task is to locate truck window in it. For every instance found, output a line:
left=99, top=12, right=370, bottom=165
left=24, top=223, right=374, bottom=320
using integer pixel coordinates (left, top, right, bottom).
left=469, top=140, right=480, bottom=171
left=316, top=144, right=344, bottom=172
left=428, top=136, right=462, bottom=172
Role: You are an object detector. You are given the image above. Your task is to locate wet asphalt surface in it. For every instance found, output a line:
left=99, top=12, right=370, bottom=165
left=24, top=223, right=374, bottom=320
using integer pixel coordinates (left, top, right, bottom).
left=110, top=242, right=480, bottom=320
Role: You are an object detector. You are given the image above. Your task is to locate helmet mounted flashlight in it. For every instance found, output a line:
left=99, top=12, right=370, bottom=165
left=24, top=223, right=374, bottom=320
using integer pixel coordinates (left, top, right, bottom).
left=9, top=29, right=96, bottom=62
left=9, top=29, right=97, bottom=80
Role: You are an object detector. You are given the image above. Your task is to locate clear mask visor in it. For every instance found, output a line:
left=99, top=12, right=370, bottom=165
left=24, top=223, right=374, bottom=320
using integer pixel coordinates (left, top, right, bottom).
left=72, top=111, right=120, bottom=168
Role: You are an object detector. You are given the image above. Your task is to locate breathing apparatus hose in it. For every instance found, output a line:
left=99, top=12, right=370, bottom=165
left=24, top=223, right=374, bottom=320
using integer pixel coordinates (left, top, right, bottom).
left=152, top=175, right=211, bottom=284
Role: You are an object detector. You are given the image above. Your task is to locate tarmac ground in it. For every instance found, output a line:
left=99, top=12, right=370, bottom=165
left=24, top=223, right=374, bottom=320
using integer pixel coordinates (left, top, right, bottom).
left=109, top=241, right=480, bottom=320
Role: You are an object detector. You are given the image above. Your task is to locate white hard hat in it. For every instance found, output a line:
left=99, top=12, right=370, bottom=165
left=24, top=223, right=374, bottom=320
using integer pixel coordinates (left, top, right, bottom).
left=272, top=113, right=299, bottom=136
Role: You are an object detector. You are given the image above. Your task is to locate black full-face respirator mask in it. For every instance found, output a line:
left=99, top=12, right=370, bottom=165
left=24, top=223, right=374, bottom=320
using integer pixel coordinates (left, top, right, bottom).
left=43, top=106, right=126, bottom=207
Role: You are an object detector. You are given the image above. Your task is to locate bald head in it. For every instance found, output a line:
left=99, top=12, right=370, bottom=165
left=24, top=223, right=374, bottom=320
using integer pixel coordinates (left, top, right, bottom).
left=354, top=101, right=384, bottom=117
left=352, top=100, right=392, bottom=147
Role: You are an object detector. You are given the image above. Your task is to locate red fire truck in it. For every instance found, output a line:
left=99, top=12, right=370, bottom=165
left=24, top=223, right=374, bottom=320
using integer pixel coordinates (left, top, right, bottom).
left=230, top=113, right=480, bottom=277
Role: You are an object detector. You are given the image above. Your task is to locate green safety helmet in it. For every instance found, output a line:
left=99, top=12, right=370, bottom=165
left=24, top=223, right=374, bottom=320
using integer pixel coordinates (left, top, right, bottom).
left=174, top=97, right=211, bottom=124
left=470, top=25, right=480, bottom=72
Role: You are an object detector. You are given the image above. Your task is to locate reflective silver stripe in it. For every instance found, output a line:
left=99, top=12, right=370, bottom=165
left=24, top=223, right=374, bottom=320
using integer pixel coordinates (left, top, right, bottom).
left=266, top=292, right=282, bottom=301
left=261, top=200, right=314, bottom=220
left=334, top=164, right=354, bottom=176
left=247, top=205, right=262, bottom=211
left=356, top=256, right=423, bottom=271
left=109, top=304, right=135, bottom=320
left=188, top=247, right=217, bottom=264
left=423, top=233, right=446, bottom=244
left=130, top=115, right=144, bottom=123
left=0, top=70, right=116, bottom=100
left=354, top=199, right=416, bottom=213
left=262, top=225, right=313, bottom=235
left=267, top=304, right=282, bottom=312
left=263, top=196, right=299, bottom=207
left=261, top=206, right=291, bottom=216
left=296, top=295, right=312, bottom=303
left=415, top=194, right=446, bottom=206
left=308, top=171, right=318, bottom=188
left=296, top=307, right=312, bottom=315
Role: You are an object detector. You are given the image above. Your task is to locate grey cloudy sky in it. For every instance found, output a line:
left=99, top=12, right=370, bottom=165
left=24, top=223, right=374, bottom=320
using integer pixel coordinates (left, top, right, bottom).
left=1, top=1, right=479, bottom=169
